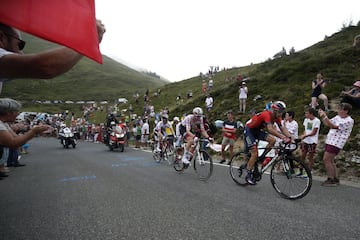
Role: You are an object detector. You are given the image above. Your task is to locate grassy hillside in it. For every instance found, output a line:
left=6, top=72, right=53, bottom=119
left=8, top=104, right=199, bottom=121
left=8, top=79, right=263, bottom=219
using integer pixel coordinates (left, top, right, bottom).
left=2, top=25, right=360, bottom=135
left=136, top=25, right=360, bottom=150
left=1, top=33, right=169, bottom=103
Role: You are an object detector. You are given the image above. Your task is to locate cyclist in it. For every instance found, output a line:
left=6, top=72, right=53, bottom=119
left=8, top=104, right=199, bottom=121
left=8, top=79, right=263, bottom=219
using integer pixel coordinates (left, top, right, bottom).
left=154, top=113, right=175, bottom=152
left=244, top=101, right=293, bottom=185
left=180, top=107, right=212, bottom=168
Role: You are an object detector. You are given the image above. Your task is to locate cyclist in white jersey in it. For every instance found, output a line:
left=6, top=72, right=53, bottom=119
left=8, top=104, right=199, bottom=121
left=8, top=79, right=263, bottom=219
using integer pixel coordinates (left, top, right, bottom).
left=180, top=107, right=212, bottom=167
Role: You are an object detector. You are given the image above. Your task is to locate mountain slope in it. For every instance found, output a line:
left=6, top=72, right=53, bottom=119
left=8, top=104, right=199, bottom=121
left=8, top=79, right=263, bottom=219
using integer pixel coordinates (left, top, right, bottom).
left=1, top=33, right=169, bottom=101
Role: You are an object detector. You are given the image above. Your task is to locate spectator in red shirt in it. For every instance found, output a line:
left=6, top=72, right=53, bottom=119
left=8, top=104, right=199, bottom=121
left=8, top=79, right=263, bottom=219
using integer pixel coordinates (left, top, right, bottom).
left=220, top=110, right=239, bottom=164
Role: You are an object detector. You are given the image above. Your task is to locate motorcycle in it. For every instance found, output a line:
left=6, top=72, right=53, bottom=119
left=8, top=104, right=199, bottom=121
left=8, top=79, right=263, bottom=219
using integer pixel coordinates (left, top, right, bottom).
left=108, top=124, right=126, bottom=152
left=59, top=127, right=77, bottom=149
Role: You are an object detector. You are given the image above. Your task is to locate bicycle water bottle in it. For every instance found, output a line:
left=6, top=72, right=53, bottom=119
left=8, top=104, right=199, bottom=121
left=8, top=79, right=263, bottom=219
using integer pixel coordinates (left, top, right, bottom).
left=262, top=157, right=271, bottom=167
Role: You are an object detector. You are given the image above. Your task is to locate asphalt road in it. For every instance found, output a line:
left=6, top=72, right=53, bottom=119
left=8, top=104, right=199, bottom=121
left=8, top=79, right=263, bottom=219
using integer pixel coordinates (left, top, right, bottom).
left=1, top=137, right=359, bottom=240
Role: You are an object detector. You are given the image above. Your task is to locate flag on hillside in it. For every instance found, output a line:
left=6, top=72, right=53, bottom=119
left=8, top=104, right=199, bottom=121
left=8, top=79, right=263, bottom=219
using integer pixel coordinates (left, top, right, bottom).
left=0, top=0, right=102, bottom=63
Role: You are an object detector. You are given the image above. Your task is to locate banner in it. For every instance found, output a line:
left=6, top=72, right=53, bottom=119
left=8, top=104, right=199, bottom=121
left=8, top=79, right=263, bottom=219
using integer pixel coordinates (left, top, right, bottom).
left=0, top=0, right=102, bottom=63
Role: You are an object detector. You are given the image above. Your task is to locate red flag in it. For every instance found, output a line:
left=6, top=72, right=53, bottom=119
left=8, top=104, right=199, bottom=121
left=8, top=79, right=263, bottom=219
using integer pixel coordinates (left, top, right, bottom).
left=0, top=0, right=102, bottom=63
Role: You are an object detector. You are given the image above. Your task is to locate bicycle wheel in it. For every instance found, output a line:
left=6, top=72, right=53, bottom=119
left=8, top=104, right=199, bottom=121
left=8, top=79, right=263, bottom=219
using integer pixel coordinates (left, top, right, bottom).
left=229, top=151, right=248, bottom=186
left=193, top=150, right=213, bottom=181
left=166, top=144, right=175, bottom=165
left=173, top=147, right=185, bottom=172
left=270, top=156, right=312, bottom=200
left=151, top=143, right=161, bottom=163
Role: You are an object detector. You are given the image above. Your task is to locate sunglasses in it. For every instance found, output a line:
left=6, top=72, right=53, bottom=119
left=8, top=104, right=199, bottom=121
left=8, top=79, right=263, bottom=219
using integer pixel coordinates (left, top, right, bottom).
left=5, top=33, right=26, bottom=50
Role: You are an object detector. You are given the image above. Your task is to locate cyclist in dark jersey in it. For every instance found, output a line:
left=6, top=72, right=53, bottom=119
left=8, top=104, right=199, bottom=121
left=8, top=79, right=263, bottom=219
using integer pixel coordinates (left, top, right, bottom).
left=244, top=101, right=293, bottom=185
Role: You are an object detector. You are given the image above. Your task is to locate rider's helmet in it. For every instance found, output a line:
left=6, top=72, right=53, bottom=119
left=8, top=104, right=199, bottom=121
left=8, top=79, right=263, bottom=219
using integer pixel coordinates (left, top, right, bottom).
left=173, top=116, right=180, bottom=122
left=271, top=101, right=286, bottom=112
left=60, top=123, right=66, bottom=128
left=193, top=107, right=203, bottom=116
left=162, top=113, right=169, bottom=121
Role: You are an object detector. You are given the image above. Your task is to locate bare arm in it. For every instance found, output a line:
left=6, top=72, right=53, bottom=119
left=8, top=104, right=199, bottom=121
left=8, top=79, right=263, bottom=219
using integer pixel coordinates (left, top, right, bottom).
left=0, top=48, right=83, bottom=79
left=267, top=123, right=288, bottom=139
left=0, top=125, right=49, bottom=148
left=0, top=19, right=105, bottom=79
left=318, top=109, right=338, bottom=129
left=301, top=127, right=319, bottom=140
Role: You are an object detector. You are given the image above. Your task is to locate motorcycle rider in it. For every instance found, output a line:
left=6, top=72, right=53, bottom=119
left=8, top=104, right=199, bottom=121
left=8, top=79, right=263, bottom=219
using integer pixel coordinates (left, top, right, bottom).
left=58, top=123, right=66, bottom=145
left=105, top=113, right=118, bottom=145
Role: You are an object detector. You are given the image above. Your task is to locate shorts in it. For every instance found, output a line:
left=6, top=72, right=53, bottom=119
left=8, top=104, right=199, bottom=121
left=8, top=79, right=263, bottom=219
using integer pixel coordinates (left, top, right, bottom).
left=243, top=127, right=268, bottom=153
left=222, top=136, right=235, bottom=146
left=179, top=124, right=186, bottom=136
left=301, top=143, right=317, bottom=154
left=325, top=144, right=341, bottom=155
left=141, top=134, right=149, bottom=143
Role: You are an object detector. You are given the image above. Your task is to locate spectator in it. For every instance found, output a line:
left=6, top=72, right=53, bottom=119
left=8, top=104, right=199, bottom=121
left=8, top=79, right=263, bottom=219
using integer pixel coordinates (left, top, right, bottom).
left=239, top=82, right=248, bottom=113
left=208, top=78, right=214, bottom=91
left=141, top=118, right=149, bottom=148
left=202, top=80, right=207, bottom=94
left=311, top=73, right=329, bottom=111
left=219, top=110, right=238, bottom=164
left=0, top=98, right=49, bottom=178
left=300, top=107, right=320, bottom=173
left=340, top=80, right=360, bottom=109
left=318, top=103, right=354, bottom=186
left=135, top=122, right=142, bottom=148
left=283, top=111, right=298, bottom=139
left=205, top=94, right=214, bottom=112
left=0, top=21, right=105, bottom=93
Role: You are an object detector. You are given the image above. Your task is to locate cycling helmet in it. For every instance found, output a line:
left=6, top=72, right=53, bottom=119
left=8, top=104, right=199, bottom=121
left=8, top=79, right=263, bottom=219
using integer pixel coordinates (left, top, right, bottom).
left=193, top=107, right=203, bottom=116
left=162, top=113, right=169, bottom=119
left=173, top=116, right=180, bottom=122
left=271, top=101, right=286, bottom=112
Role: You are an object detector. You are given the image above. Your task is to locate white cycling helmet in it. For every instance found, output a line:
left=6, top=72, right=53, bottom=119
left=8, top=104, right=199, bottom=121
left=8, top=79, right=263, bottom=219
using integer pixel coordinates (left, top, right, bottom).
left=271, top=101, right=286, bottom=112
left=193, top=107, right=203, bottom=116
left=173, top=116, right=180, bottom=122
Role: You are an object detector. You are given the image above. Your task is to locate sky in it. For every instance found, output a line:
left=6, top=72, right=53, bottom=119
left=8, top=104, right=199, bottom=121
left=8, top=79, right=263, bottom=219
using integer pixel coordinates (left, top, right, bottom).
left=95, top=0, right=360, bottom=82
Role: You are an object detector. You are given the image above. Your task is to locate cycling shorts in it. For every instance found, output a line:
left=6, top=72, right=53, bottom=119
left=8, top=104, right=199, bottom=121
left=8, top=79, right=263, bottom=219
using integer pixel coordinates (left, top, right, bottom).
left=244, top=126, right=268, bottom=153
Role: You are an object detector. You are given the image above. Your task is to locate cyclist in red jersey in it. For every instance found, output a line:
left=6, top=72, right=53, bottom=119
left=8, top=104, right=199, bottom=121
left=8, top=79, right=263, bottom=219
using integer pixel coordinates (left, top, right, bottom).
left=244, top=101, right=293, bottom=185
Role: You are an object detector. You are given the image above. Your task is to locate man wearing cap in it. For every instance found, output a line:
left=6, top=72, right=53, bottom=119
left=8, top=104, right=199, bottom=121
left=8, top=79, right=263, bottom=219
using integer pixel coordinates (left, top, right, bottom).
left=341, top=80, right=360, bottom=109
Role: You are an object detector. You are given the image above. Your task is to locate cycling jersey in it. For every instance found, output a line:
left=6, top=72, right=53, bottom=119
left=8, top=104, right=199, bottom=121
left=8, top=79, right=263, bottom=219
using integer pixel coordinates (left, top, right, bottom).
left=155, top=121, right=173, bottom=136
left=246, top=110, right=282, bottom=129
left=181, top=114, right=205, bottom=134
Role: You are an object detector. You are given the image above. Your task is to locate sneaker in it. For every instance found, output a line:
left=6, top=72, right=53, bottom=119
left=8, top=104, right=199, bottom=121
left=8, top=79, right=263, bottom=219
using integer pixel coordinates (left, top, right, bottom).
left=321, top=178, right=338, bottom=187
left=245, top=171, right=257, bottom=185
left=334, top=178, right=340, bottom=185
left=155, top=147, right=161, bottom=152
left=219, top=159, right=226, bottom=164
left=183, top=162, right=190, bottom=169
left=182, top=154, right=190, bottom=165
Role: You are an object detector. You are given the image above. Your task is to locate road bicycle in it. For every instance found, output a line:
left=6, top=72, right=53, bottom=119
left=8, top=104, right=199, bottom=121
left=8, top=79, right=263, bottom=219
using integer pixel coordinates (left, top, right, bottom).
left=173, top=137, right=213, bottom=181
left=151, top=136, right=175, bottom=165
left=229, top=139, right=312, bottom=200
